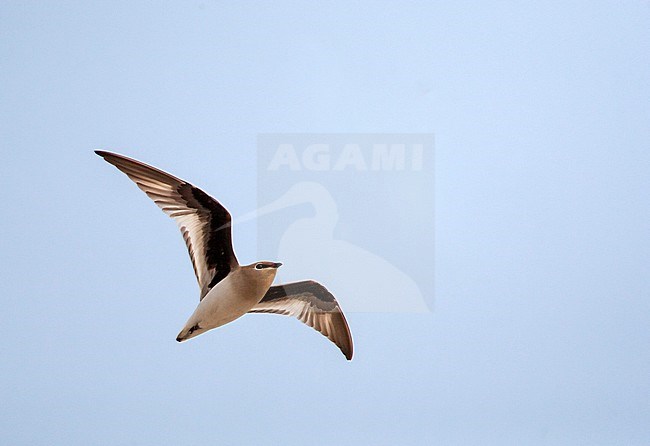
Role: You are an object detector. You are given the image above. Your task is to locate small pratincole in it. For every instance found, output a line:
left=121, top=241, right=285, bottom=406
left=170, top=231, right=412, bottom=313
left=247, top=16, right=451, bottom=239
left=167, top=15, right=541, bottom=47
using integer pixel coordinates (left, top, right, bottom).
left=96, top=151, right=353, bottom=360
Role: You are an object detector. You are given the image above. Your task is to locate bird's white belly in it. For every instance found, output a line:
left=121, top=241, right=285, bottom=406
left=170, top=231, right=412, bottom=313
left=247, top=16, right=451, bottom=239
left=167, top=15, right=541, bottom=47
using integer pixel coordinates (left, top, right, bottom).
left=192, top=275, right=264, bottom=330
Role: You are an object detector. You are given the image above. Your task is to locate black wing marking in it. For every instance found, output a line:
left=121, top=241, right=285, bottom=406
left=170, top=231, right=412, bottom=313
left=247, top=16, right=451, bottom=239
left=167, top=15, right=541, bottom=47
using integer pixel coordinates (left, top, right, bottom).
left=96, top=151, right=238, bottom=299
left=249, top=280, right=353, bottom=360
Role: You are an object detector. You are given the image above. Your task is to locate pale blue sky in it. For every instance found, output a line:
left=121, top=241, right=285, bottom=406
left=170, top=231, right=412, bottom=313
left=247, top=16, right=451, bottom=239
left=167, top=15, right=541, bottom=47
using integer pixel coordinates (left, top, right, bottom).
left=2, top=1, right=650, bottom=444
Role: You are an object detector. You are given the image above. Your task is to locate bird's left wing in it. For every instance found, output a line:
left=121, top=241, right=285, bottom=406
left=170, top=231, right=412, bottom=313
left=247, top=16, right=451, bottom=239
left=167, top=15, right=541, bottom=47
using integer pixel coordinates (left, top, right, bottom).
left=248, top=280, right=353, bottom=360
left=96, top=151, right=238, bottom=299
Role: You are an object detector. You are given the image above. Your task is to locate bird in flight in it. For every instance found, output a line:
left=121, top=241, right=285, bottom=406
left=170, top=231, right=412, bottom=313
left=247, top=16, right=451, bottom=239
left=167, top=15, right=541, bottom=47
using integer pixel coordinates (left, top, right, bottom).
left=96, top=151, right=353, bottom=360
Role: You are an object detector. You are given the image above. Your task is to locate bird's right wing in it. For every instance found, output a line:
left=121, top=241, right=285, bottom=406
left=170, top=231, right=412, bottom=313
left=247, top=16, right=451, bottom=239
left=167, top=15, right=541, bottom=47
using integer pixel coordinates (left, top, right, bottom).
left=96, top=151, right=238, bottom=299
left=248, top=281, right=353, bottom=360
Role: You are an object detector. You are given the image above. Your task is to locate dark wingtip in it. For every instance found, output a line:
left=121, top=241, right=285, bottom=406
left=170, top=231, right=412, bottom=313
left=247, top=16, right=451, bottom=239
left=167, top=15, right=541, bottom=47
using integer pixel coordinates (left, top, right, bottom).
left=95, top=150, right=109, bottom=157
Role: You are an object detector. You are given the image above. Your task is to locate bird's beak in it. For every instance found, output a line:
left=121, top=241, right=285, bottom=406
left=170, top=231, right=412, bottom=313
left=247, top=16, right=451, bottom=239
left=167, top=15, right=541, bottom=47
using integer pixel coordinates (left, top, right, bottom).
left=273, top=262, right=283, bottom=268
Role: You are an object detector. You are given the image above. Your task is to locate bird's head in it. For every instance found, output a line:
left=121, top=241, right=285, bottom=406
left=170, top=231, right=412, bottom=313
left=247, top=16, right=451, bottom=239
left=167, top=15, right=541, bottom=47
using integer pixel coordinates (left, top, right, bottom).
left=245, top=261, right=282, bottom=285
left=249, top=261, right=282, bottom=274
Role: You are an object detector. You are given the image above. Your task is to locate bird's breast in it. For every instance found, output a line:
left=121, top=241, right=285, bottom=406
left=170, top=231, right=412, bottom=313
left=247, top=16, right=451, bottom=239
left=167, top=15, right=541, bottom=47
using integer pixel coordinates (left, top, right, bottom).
left=195, top=273, right=268, bottom=330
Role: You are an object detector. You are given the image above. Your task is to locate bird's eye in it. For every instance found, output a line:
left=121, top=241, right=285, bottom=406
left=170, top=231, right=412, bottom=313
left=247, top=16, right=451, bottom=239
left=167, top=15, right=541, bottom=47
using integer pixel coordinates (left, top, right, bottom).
left=255, top=264, right=263, bottom=270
